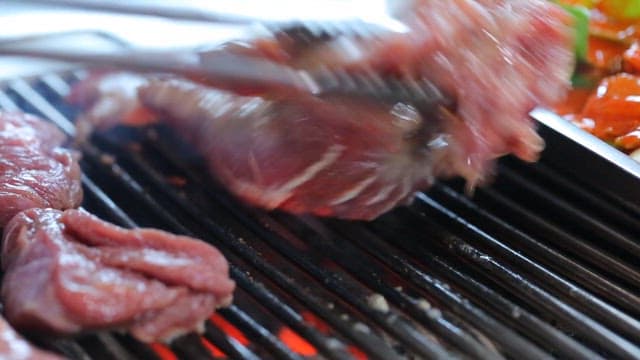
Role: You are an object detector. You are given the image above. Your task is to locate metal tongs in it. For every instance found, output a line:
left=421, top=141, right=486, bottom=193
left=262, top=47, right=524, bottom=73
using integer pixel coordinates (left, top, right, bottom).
left=0, top=0, right=452, bottom=111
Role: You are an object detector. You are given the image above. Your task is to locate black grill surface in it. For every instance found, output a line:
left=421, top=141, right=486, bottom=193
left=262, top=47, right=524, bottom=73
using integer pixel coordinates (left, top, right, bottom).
left=0, top=70, right=639, bottom=360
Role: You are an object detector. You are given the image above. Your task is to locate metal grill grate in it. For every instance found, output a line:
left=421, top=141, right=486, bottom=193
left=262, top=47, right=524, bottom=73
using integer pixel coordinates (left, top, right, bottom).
left=0, top=70, right=639, bottom=359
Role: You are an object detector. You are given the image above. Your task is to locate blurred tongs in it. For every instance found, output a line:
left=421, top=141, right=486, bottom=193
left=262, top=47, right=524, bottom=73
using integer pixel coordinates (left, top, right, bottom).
left=0, top=37, right=449, bottom=110
left=0, top=0, right=451, bottom=110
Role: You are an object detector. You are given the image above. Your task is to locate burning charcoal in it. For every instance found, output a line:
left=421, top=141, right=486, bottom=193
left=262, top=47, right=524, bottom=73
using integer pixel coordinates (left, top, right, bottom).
left=1, top=208, right=235, bottom=343
left=0, top=112, right=82, bottom=226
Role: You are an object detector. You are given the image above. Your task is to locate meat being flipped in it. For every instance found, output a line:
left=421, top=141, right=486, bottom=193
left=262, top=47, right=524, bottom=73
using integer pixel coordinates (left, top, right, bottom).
left=0, top=112, right=82, bottom=226
left=1, top=208, right=235, bottom=343
left=0, top=317, right=62, bottom=360
left=276, top=0, right=575, bottom=172
left=70, top=0, right=575, bottom=220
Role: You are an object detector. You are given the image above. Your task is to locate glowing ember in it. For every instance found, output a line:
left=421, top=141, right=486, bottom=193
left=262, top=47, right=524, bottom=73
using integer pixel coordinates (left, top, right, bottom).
left=201, top=337, right=226, bottom=358
left=301, top=311, right=330, bottom=334
left=278, top=327, right=317, bottom=356
left=209, top=314, right=250, bottom=346
left=150, top=343, right=178, bottom=360
left=348, top=345, right=369, bottom=360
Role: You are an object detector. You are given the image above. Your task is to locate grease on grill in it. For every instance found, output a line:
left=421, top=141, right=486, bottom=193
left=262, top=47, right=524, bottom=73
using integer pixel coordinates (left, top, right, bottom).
left=366, top=293, right=390, bottom=313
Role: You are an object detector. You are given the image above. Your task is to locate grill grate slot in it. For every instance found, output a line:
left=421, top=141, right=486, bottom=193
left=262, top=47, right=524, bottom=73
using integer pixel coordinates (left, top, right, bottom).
left=494, top=164, right=640, bottom=266
left=430, top=183, right=640, bottom=316
left=405, top=196, right=640, bottom=358
left=324, top=220, right=604, bottom=360
left=0, top=71, right=639, bottom=359
left=286, top=216, right=542, bottom=360
left=503, top=158, right=640, bottom=234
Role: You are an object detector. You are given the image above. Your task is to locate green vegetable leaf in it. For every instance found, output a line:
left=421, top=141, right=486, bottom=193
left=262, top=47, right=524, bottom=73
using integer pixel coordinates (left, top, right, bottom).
left=571, top=71, right=598, bottom=88
left=560, top=3, right=591, bottom=61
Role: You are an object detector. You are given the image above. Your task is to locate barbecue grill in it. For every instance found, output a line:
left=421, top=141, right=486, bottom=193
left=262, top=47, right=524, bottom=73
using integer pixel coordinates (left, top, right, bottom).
left=0, top=4, right=640, bottom=358
left=0, top=66, right=638, bottom=360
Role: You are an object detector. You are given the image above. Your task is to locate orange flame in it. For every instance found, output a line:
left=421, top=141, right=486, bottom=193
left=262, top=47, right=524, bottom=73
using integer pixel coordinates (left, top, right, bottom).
left=201, top=337, right=226, bottom=358
left=348, top=345, right=368, bottom=360
left=300, top=311, right=368, bottom=359
left=122, top=106, right=158, bottom=127
left=209, top=314, right=250, bottom=346
left=150, top=343, right=178, bottom=360
left=301, top=311, right=330, bottom=334
left=278, top=327, right=318, bottom=356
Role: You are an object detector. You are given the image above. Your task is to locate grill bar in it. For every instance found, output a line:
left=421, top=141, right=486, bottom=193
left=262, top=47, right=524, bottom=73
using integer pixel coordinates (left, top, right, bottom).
left=238, top=215, right=456, bottom=360
left=408, top=195, right=640, bottom=359
left=290, top=216, right=531, bottom=360
left=438, top=183, right=640, bottom=313
left=203, top=323, right=261, bottom=360
left=171, top=334, right=221, bottom=360
left=219, top=305, right=306, bottom=360
left=508, top=158, right=640, bottom=234
left=1, top=71, right=640, bottom=360
left=35, top=338, right=94, bottom=360
left=497, top=164, right=640, bottom=260
left=326, top=221, right=604, bottom=360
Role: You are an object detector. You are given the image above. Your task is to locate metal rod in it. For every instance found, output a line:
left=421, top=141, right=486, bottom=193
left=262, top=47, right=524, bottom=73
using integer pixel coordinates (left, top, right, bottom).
left=0, top=30, right=132, bottom=49
left=0, top=45, right=314, bottom=94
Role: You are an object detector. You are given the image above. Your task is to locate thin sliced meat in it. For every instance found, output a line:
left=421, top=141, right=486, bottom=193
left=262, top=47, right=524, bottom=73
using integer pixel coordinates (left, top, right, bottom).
left=269, top=0, right=575, bottom=182
left=138, top=78, right=446, bottom=220
left=0, top=317, right=62, bottom=360
left=1, top=208, right=235, bottom=343
left=0, top=112, right=82, bottom=226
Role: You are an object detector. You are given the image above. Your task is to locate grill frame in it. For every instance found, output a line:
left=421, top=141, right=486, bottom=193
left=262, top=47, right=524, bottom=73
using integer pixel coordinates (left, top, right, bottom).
left=0, top=69, right=638, bottom=360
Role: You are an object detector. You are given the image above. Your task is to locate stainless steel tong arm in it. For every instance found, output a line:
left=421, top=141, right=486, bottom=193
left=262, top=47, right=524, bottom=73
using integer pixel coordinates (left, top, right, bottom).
left=0, top=44, right=317, bottom=94
left=0, top=39, right=450, bottom=110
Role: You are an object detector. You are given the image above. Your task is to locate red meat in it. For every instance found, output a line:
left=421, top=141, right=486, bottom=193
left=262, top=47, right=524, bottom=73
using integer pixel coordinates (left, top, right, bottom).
left=138, top=78, right=444, bottom=219
left=0, top=112, right=82, bottom=226
left=2, top=208, right=235, bottom=343
left=0, top=317, right=62, bottom=359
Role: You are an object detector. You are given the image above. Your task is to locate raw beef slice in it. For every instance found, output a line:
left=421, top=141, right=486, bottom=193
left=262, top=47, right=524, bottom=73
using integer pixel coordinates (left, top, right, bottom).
left=1, top=208, right=235, bottom=343
left=0, top=112, right=82, bottom=226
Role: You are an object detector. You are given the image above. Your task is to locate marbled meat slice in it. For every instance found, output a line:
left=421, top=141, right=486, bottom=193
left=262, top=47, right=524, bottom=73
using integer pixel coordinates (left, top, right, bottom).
left=0, top=112, right=82, bottom=227
left=138, top=78, right=446, bottom=220
left=1, top=208, right=235, bottom=343
left=0, top=317, right=62, bottom=360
